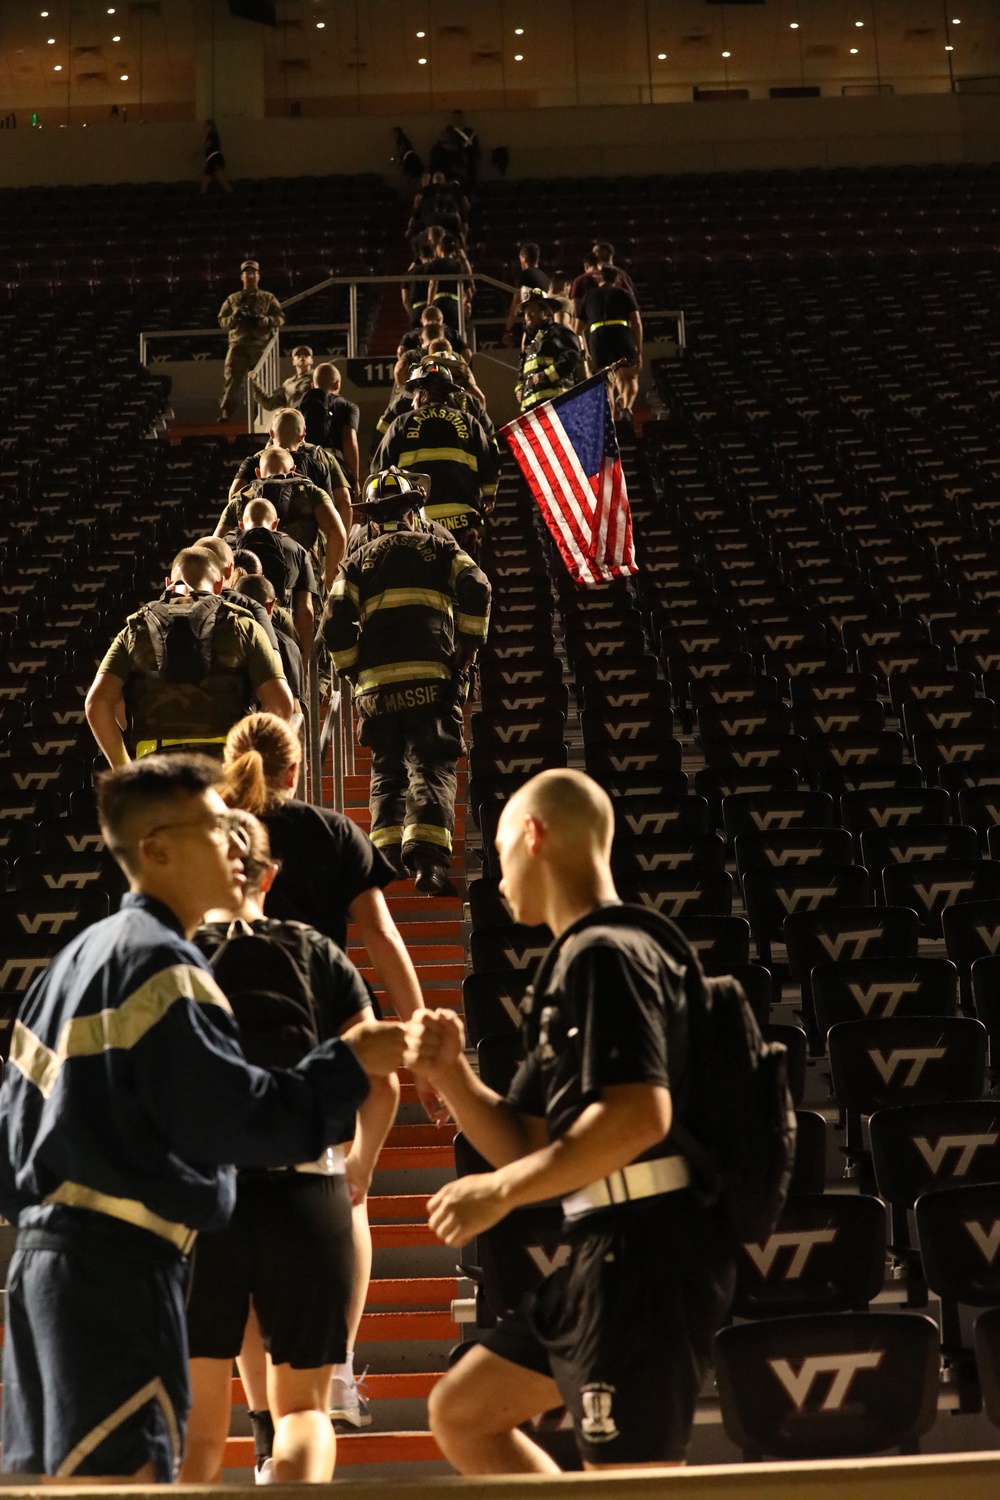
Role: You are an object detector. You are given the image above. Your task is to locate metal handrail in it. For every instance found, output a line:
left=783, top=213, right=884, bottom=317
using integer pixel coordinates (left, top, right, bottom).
left=305, top=636, right=345, bottom=813
left=247, top=333, right=280, bottom=433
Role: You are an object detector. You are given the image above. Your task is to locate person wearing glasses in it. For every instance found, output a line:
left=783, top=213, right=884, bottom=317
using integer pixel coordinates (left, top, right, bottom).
left=0, top=754, right=406, bottom=1483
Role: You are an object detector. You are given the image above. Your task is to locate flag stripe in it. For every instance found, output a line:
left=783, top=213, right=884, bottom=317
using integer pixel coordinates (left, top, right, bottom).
left=502, top=379, right=637, bottom=588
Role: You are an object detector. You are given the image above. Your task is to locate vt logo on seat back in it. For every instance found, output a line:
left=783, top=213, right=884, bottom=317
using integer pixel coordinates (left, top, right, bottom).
left=963, top=1219, right=1000, bottom=1265
left=777, top=886, right=838, bottom=913
left=848, top=981, right=920, bottom=1018
left=750, top=810, right=805, bottom=830
left=817, top=929, right=882, bottom=960
left=743, top=1229, right=837, bottom=1278
left=912, top=880, right=975, bottom=910
left=914, top=1133, right=999, bottom=1176
left=0, top=957, right=52, bottom=988
left=868, top=1048, right=947, bottom=1086
left=769, top=1352, right=884, bottom=1412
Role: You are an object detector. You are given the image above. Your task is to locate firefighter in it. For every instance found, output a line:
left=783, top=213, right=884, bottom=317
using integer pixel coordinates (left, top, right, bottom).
left=322, top=469, right=491, bottom=896
left=372, top=363, right=498, bottom=555
left=516, top=287, right=585, bottom=413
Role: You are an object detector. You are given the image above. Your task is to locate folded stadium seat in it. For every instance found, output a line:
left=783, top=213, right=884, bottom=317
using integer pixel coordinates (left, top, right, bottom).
left=702, top=735, right=805, bottom=782
left=942, top=899, right=1000, bottom=1010
left=915, top=1179, right=1000, bottom=1405
left=829, top=1015, right=987, bottom=1190
left=468, top=926, right=552, bottom=982
left=817, top=765, right=924, bottom=801
left=612, top=832, right=725, bottom=878
left=914, top=729, right=1000, bottom=786
left=813, top=957, right=958, bottom=1036
left=744, top=865, right=870, bottom=968
left=698, top=702, right=792, bottom=745
left=763, top=648, right=850, bottom=693
left=455, top=1134, right=570, bottom=1334
left=903, top=698, right=996, bottom=741
left=839, top=786, right=951, bottom=840
left=959, top=788, right=1000, bottom=847
left=792, top=700, right=885, bottom=739
left=666, top=650, right=755, bottom=714
left=734, top=828, right=854, bottom=881
left=784, top=907, right=920, bottom=1056
left=689, top=675, right=782, bottom=715
left=461, top=973, right=531, bottom=1047
left=860, top=826, right=980, bottom=890
left=697, top=769, right=800, bottom=832
left=731, top=1193, right=887, bottom=1320
left=612, top=870, right=733, bottom=922
left=715, top=1311, right=939, bottom=1460
left=722, top=790, right=836, bottom=844
left=476, top=1034, right=524, bottom=1097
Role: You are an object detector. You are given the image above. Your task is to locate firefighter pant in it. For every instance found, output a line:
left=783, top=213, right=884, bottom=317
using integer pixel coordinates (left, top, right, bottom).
left=360, top=707, right=464, bottom=868
left=221, top=338, right=271, bottom=417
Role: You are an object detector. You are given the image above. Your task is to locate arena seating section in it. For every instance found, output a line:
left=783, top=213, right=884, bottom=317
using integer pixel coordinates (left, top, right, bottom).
left=4, top=162, right=1000, bottom=1471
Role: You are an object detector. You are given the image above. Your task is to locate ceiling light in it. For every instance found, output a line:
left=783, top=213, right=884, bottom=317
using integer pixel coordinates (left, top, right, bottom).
left=415, top=30, right=425, bottom=37
left=849, top=46, right=859, bottom=53
left=514, top=27, right=524, bottom=35
left=316, top=19, right=324, bottom=25
left=789, top=20, right=799, bottom=27
left=855, top=19, right=864, bottom=26
left=722, top=49, right=730, bottom=57
left=53, top=64, right=61, bottom=70
left=417, top=56, right=427, bottom=64
left=40, top=9, right=48, bottom=15
left=112, top=34, right=120, bottom=41
left=514, top=52, right=523, bottom=60
left=952, top=17, right=961, bottom=22
left=120, top=72, right=128, bottom=79
left=47, top=37, right=55, bottom=44
left=945, top=43, right=954, bottom=49
left=657, top=51, right=666, bottom=59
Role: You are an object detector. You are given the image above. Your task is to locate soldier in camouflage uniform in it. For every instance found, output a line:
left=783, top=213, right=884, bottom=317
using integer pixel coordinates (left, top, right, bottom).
left=218, top=261, right=285, bottom=420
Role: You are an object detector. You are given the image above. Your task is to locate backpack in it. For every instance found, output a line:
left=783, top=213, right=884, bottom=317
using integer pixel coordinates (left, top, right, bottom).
left=140, top=593, right=225, bottom=685
left=203, top=918, right=321, bottom=1070
left=531, top=903, right=796, bottom=1243
left=239, top=527, right=289, bottom=602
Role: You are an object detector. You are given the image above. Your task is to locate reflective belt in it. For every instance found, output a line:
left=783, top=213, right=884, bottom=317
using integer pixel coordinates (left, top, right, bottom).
left=561, top=1156, right=690, bottom=1221
left=44, top=1181, right=197, bottom=1255
left=135, top=736, right=229, bottom=759
left=590, top=320, right=629, bottom=331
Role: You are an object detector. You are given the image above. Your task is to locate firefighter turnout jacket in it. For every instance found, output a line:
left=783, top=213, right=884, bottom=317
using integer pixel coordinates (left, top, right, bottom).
left=517, top=322, right=585, bottom=412
left=322, top=527, right=491, bottom=719
left=372, top=400, right=499, bottom=534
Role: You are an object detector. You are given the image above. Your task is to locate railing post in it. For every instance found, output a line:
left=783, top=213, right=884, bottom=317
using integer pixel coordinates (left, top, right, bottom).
left=344, top=680, right=355, bottom=777
left=348, top=283, right=359, bottom=359
left=246, top=330, right=279, bottom=434
left=307, top=640, right=323, bottom=805
left=139, top=333, right=147, bottom=366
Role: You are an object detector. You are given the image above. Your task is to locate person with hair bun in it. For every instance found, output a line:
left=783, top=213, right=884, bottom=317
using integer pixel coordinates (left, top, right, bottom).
left=182, top=810, right=399, bottom=1482
left=220, top=712, right=439, bottom=1428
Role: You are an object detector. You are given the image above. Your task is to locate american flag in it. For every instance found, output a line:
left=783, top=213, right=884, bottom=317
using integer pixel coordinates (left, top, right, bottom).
left=500, top=374, right=637, bottom=587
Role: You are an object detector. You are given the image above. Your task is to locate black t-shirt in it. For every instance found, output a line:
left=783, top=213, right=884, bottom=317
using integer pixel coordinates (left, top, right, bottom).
left=507, top=911, right=687, bottom=1160
left=580, top=283, right=640, bottom=328
left=517, top=269, right=551, bottom=297
left=261, top=799, right=396, bottom=949
left=298, top=389, right=360, bottom=456
left=228, top=529, right=318, bottom=607
left=194, top=917, right=371, bottom=1043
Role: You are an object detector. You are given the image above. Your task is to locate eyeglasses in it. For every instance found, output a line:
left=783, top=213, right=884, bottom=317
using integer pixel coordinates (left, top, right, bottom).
left=141, top=813, right=251, bottom=856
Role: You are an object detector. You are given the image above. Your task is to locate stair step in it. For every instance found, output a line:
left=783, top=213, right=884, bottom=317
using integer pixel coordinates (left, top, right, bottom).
left=348, top=922, right=462, bottom=949
left=386, top=1124, right=457, bottom=1147
left=358, top=1308, right=456, bottom=1341
left=377, top=1143, right=456, bottom=1170
left=231, top=1371, right=443, bottom=1405
left=367, top=1195, right=432, bottom=1220
left=358, top=963, right=465, bottom=985
left=223, top=1431, right=442, bottom=1468
left=367, top=1275, right=455, bottom=1306
left=371, top=1222, right=439, bottom=1248
left=379, top=896, right=462, bottom=917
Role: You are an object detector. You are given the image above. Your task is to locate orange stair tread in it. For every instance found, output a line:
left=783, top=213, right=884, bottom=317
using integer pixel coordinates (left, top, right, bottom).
left=367, top=1194, right=432, bottom=1219
left=377, top=1144, right=455, bottom=1169
left=231, top=1372, right=442, bottom=1404
left=223, top=1432, right=442, bottom=1467
left=386, top=1124, right=457, bottom=1146
left=371, top=1224, right=440, bottom=1247
left=367, top=1276, right=456, bottom=1305
left=358, top=1309, right=456, bottom=1341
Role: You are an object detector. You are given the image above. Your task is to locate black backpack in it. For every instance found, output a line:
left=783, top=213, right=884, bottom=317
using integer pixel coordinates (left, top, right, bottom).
left=239, top=527, right=289, bottom=602
left=202, top=918, right=321, bottom=1070
left=140, top=593, right=226, bottom=685
left=531, top=904, right=796, bottom=1243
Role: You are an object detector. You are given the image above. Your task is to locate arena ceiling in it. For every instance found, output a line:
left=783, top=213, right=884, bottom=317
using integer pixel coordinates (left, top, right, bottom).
left=0, top=0, right=997, bottom=121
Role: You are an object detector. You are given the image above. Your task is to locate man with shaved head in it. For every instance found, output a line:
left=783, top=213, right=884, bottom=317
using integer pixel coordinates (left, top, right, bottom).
left=214, top=439, right=347, bottom=589
left=299, top=362, right=361, bottom=488
left=405, top=769, right=735, bottom=1473
left=223, top=495, right=319, bottom=660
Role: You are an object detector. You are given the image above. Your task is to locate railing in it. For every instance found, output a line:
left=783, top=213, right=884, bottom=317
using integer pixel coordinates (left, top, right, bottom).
left=305, top=638, right=345, bottom=813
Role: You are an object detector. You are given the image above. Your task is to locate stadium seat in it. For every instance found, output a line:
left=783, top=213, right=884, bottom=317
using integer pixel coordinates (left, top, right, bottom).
left=732, top=1194, right=886, bottom=1319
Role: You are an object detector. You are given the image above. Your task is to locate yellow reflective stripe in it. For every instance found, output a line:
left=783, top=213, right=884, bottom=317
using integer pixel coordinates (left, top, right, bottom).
left=135, top=736, right=228, bottom=759
left=590, top=320, right=629, bottom=330
left=9, top=967, right=231, bottom=1102
left=331, top=646, right=359, bottom=671
left=9, top=1023, right=60, bottom=1099
left=356, top=661, right=451, bottom=692
left=397, top=447, right=479, bottom=472
left=43, top=1182, right=196, bottom=1255
left=481, top=481, right=498, bottom=497
left=457, top=612, right=489, bottom=638
left=330, top=577, right=359, bottom=605
left=402, top=824, right=452, bottom=851
left=360, top=588, right=452, bottom=621
left=370, top=825, right=404, bottom=849
left=451, top=553, right=477, bottom=585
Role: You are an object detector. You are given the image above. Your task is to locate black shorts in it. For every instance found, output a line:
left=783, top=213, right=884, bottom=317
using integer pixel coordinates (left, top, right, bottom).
left=185, top=1173, right=354, bottom=1369
left=590, top=328, right=638, bottom=370
left=481, top=1193, right=736, bottom=1465
left=2, top=1220, right=189, bottom=1480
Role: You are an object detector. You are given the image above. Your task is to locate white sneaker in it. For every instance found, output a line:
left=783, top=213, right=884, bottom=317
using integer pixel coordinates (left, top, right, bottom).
left=254, top=1457, right=275, bottom=1485
left=329, top=1368, right=372, bottom=1429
